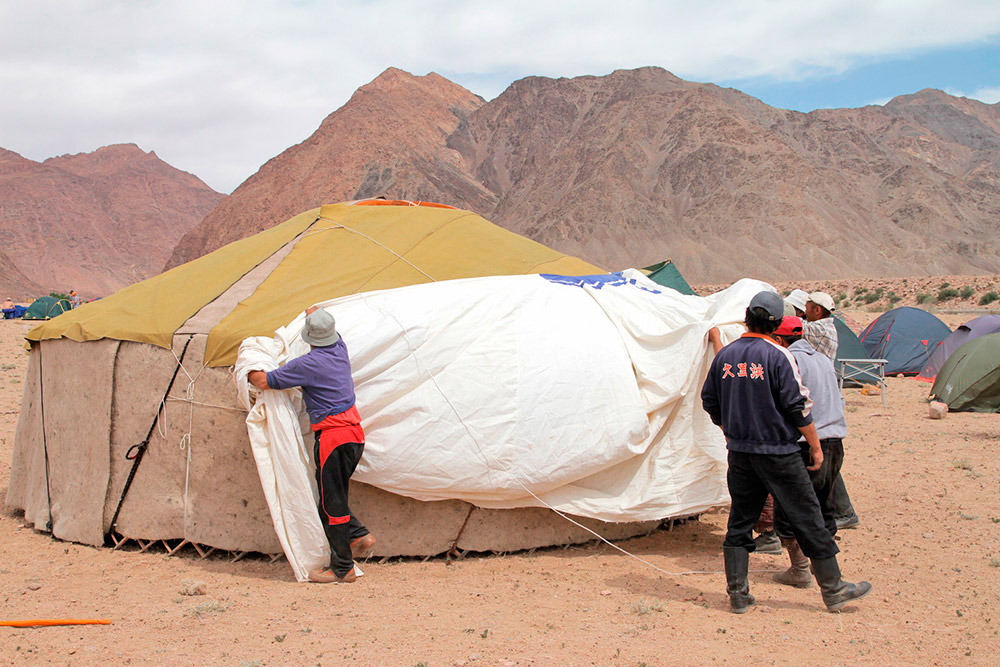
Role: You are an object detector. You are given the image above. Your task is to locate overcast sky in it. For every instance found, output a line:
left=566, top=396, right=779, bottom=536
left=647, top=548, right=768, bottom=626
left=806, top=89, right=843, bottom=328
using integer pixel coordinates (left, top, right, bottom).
left=2, top=1, right=999, bottom=194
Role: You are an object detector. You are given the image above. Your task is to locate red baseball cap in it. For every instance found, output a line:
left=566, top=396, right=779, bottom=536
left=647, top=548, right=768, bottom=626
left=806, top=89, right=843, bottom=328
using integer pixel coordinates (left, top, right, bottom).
left=774, top=316, right=803, bottom=337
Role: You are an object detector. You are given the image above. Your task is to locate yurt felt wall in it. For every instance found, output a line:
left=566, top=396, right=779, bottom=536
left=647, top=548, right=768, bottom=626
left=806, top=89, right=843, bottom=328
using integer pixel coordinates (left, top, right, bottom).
left=108, top=334, right=278, bottom=551
left=103, top=337, right=194, bottom=541
left=43, top=339, right=119, bottom=544
left=6, top=348, right=48, bottom=530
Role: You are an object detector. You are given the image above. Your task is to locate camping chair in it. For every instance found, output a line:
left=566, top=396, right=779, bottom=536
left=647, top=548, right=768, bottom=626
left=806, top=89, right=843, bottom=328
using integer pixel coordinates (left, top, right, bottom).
left=839, top=358, right=888, bottom=408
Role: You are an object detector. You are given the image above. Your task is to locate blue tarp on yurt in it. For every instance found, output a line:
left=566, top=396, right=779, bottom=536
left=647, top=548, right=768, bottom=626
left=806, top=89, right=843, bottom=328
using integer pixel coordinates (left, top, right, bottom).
left=859, top=307, right=951, bottom=375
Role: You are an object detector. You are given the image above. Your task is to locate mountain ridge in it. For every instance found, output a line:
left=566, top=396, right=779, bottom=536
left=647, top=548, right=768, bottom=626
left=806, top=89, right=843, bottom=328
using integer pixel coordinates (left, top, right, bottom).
left=168, top=67, right=1000, bottom=283
left=0, top=144, right=223, bottom=298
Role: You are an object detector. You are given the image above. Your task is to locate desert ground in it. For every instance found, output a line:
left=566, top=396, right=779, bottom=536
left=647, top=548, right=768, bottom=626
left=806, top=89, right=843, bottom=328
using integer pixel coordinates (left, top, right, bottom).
left=1, top=280, right=998, bottom=666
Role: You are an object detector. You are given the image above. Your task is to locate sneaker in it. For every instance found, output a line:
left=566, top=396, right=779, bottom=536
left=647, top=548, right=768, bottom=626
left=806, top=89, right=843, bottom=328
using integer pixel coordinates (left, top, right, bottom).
left=835, top=514, right=860, bottom=530
left=350, top=534, right=376, bottom=558
left=308, top=567, right=357, bottom=584
left=753, top=530, right=782, bottom=555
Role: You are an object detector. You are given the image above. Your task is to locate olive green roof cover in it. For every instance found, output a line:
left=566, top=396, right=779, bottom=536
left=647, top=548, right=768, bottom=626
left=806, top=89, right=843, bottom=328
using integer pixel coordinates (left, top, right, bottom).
left=26, top=202, right=604, bottom=366
left=929, top=333, right=1000, bottom=413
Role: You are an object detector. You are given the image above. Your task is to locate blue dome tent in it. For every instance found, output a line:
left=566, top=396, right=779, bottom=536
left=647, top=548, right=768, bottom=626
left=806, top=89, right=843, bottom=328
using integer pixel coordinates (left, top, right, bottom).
left=859, top=307, right=951, bottom=375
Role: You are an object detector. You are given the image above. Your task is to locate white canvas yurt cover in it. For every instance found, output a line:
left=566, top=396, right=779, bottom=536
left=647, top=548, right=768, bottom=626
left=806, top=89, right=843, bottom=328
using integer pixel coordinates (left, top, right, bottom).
left=236, top=271, right=764, bottom=580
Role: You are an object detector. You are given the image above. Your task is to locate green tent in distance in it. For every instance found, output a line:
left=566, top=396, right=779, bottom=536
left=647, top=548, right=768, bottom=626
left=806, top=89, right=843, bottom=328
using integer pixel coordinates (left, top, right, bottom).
left=641, top=259, right=696, bottom=295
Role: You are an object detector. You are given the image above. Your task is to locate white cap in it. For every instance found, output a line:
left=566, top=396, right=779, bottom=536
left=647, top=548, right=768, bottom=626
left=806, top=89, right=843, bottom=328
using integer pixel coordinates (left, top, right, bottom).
left=784, top=289, right=809, bottom=312
left=807, top=291, right=836, bottom=313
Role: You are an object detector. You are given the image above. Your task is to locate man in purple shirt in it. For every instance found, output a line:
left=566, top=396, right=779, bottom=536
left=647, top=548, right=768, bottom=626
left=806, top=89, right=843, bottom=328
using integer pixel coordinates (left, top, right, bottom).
left=249, top=307, right=374, bottom=583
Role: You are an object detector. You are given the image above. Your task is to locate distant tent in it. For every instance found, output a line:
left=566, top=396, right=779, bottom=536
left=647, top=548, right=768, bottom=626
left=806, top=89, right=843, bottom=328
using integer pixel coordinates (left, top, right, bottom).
left=22, top=296, right=71, bottom=320
left=641, top=260, right=696, bottom=295
left=918, top=315, right=1000, bottom=383
left=833, top=316, right=878, bottom=386
left=859, top=307, right=951, bottom=375
left=929, top=333, right=1000, bottom=413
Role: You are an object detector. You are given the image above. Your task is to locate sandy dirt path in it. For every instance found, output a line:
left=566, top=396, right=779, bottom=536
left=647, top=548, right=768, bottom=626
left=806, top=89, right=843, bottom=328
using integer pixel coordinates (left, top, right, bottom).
left=1, top=307, right=998, bottom=666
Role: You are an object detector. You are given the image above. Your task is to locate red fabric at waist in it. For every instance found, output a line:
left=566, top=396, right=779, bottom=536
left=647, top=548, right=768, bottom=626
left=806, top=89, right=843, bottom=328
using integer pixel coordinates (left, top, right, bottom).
left=311, top=405, right=365, bottom=452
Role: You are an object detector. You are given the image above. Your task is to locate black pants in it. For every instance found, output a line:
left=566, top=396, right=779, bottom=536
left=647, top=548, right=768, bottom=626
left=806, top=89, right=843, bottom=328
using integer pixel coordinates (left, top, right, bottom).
left=723, top=450, right=839, bottom=560
left=774, top=438, right=844, bottom=540
left=313, top=435, right=369, bottom=577
left=832, top=472, right=856, bottom=519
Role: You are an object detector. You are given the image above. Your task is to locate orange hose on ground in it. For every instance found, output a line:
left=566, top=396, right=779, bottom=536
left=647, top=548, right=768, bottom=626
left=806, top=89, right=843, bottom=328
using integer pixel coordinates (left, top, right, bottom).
left=0, top=619, right=111, bottom=627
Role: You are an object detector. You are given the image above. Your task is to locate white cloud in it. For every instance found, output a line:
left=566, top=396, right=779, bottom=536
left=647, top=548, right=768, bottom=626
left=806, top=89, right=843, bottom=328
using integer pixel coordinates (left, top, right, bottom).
left=1, top=1, right=999, bottom=192
left=946, top=85, right=1000, bottom=104
left=864, top=97, right=894, bottom=107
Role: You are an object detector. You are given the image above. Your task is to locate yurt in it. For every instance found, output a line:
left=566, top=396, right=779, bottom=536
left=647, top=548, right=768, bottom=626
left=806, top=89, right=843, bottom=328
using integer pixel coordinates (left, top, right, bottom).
left=7, top=201, right=742, bottom=562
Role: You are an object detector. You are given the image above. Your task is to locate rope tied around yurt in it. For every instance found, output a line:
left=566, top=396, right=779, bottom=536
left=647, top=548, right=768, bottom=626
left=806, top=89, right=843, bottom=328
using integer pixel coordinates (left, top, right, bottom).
left=153, top=347, right=253, bottom=529
left=165, top=348, right=209, bottom=528
left=308, top=216, right=439, bottom=282
left=105, top=335, right=193, bottom=543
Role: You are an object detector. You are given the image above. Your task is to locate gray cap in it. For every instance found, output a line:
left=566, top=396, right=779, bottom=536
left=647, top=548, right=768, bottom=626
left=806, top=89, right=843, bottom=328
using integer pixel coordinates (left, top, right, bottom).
left=748, top=290, right=784, bottom=322
left=301, top=309, right=341, bottom=347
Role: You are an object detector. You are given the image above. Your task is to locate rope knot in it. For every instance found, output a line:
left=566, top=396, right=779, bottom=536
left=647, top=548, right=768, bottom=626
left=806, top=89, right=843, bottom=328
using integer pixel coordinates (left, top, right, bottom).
left=125, top=440, right=148, bottom=460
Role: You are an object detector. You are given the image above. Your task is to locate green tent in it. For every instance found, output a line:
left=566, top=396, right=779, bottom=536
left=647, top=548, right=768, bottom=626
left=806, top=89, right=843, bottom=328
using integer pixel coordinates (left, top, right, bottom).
left=641, top=259, right=696, bottom=295
left=929, top=333, right=1000, bottom=413
left=834, top=316, right=878, bottom=386
left=23, top=296, right=71, bottom=320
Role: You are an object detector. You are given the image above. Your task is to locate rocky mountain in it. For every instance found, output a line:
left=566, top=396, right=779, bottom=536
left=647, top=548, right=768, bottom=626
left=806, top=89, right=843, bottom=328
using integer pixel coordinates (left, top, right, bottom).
left=168, top=67, right=1000, bottom=284
left=0, top=144, right=223, bottom=298
left=166, top=68, right=489, bottom=268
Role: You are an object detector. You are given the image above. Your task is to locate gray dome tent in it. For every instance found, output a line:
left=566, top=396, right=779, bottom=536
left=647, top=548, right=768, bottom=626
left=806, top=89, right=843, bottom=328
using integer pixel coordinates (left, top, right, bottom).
left=918, top=315, right=1000, bottom=383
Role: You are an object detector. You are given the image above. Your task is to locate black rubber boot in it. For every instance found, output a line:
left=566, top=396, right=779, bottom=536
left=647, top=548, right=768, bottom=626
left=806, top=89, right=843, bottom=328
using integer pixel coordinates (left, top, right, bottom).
left=723, top=547, right=755, bottom=614
left=811, top=556, right=872, bottom=612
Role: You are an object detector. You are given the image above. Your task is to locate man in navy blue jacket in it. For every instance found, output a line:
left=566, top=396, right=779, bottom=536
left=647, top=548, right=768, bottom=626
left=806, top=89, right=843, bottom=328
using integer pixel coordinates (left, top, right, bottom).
left=701, top=290, right=871, bottom=613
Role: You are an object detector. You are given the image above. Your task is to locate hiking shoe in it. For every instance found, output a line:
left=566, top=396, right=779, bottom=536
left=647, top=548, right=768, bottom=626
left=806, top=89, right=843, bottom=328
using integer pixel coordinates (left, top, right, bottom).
left=350, top=534, right=376, bottom=558
left=773, top=538, right=813, bottom=588
left=308, top=567, right=357, bottom=584
left=753, top=530, right=782, bottom=555
left=835, top=514, right=860, bottom=530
